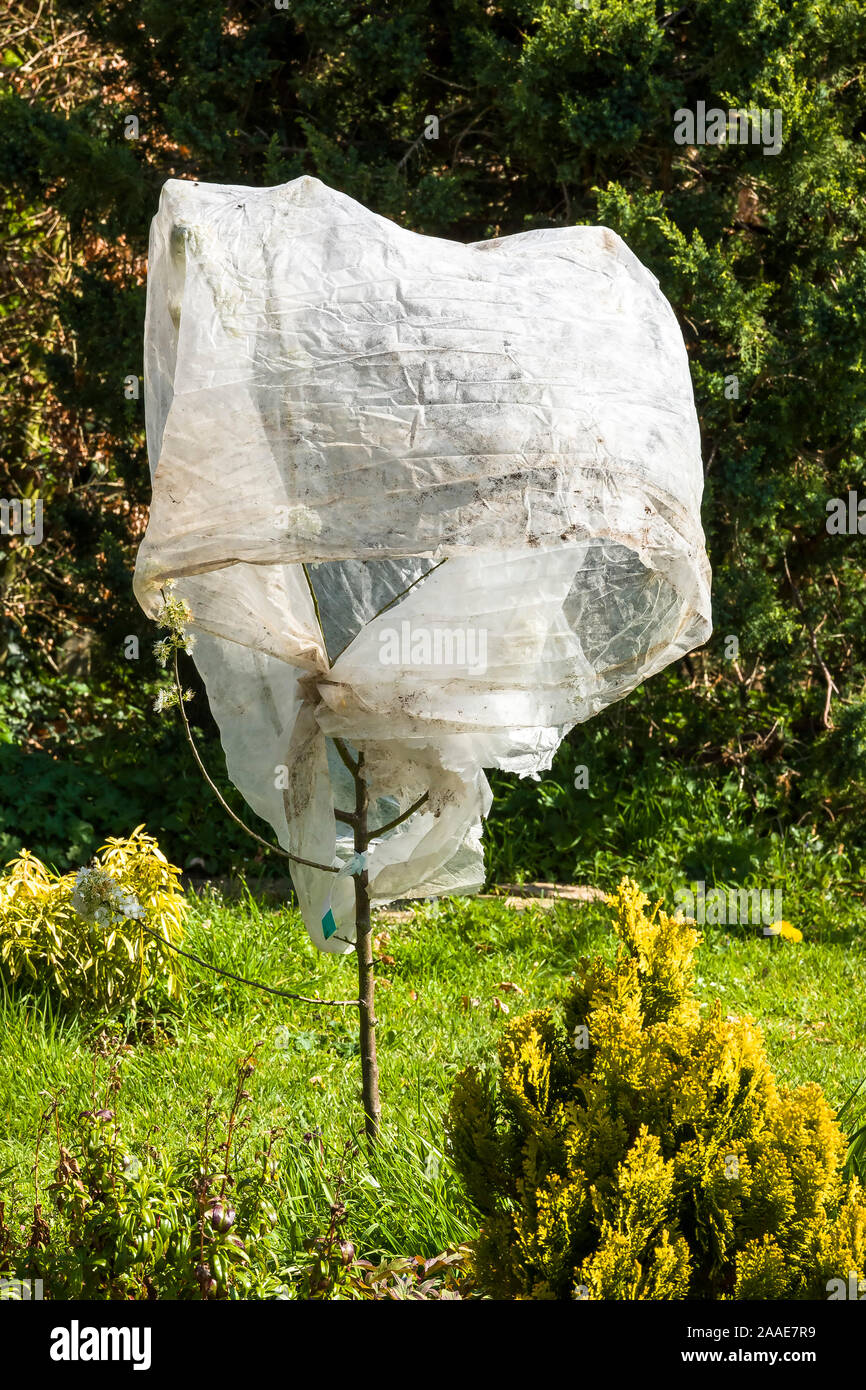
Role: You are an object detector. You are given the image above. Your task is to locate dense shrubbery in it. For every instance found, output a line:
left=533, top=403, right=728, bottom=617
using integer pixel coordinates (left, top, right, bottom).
left=0, top=828, right=186, bottom=1011
left=2, top=0, right=866, bottom=876
left=448, top=880, right=866, bottom=1299
left=0, top=737, right=281, bottom=876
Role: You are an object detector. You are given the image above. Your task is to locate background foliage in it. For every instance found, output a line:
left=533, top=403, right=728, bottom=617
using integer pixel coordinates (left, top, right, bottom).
left=1, top=0, right=865, bottom=888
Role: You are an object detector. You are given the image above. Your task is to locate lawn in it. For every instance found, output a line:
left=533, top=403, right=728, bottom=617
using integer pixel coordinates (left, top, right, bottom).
left=3, top=878, right=865, bottom=1274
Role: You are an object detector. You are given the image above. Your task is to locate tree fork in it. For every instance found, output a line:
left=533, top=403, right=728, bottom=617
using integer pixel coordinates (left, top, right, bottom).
left=352, top=752, right=381, bottom=1145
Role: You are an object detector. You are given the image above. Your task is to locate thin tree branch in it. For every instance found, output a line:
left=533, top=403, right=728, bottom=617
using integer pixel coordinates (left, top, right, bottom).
left=300, top=562, right=329, bottom=666
left=375, top=791, right=430, bottom=837
left=782, top=554, right=839, bottom=729
left=332, top=736, right=359, bottom=775
left=328, top=559, right=448, bottom=665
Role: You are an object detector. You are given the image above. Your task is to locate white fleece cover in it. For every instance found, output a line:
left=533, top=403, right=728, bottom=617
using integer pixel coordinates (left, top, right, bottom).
left=134, top=175, right=711, bottom=952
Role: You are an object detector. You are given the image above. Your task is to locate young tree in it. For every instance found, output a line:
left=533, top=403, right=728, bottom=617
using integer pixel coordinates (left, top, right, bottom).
left=2, top=0, right=865, bottom=861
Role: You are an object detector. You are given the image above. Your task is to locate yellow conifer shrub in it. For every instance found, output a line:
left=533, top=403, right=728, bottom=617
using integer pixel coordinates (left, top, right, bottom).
left=0, top=827, right=186, bottom=1012
left=447, top=878, right=866, bottom=1299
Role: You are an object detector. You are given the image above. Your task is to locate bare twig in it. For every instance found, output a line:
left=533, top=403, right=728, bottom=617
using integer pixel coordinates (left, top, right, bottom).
left=782, top=554, right=839, bottom=728
left=451, top=105, right=491, bottom=169
left=375, top=792, right=430, bottom=837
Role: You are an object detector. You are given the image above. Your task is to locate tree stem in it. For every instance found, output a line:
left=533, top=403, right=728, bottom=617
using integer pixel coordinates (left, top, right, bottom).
left=353, top=752, right=381, bottom=1146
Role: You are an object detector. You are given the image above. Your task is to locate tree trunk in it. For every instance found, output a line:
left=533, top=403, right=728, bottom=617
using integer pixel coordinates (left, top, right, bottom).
left=353, top=754, right=380, bottom=1145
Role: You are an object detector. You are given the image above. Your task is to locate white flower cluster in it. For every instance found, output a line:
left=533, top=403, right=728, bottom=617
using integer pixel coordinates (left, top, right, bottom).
left=154, top=634, right=195, bottom=669
left=152, top=579, right=196, bottom=714
left=71, top=866, right=143, bottom=929
left=152, top=685, right=194, bottom=713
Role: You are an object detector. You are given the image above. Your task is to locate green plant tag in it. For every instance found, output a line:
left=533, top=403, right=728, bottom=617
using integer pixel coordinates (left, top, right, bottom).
left=321, top=908, right=337, bottom=940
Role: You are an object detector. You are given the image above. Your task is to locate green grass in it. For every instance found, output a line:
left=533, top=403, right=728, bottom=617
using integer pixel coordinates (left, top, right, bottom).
left=3, top=877, right=866, bottom=1275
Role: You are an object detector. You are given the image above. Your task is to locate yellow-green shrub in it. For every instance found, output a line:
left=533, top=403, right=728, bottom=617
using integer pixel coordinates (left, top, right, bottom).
left=0, top=827, right=186, bottom=1012
left=448, top=878, right=866, bottom=1300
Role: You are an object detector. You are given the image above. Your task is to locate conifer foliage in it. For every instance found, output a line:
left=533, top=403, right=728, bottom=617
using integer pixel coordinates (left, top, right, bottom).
left=448, top=881, right=866, bottom=1299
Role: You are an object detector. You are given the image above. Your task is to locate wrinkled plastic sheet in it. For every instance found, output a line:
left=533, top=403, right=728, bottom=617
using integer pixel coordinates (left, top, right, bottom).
left=134, top=176, right=712, bottom=952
